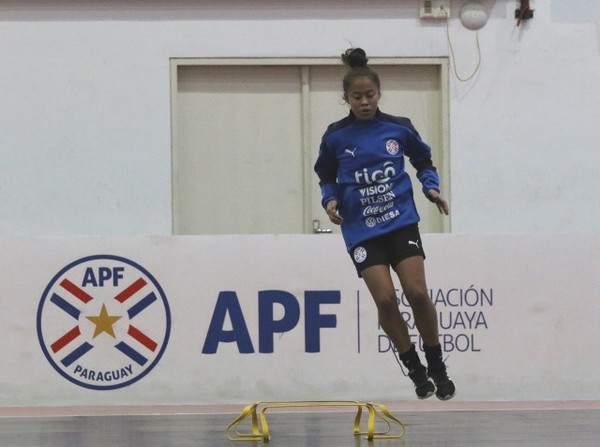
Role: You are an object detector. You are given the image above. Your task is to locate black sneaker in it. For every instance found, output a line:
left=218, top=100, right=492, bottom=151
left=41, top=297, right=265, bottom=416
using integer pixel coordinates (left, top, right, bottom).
left=408, top=365, right=436, bottom=400
left=428, top=363, right=456, bottom=400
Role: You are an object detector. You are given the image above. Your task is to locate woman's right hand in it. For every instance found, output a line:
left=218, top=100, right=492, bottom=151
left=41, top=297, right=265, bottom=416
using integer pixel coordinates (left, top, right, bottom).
left=326, top=200, right=343, bottom=225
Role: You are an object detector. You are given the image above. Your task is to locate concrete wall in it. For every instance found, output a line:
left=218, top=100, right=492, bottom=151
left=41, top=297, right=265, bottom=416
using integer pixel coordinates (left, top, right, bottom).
left=1, top=0, right=598, bottom=235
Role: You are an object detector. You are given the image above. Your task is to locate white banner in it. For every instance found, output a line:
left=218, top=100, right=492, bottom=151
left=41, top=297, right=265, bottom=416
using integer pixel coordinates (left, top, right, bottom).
left=1, top=233, right=598, bottom=407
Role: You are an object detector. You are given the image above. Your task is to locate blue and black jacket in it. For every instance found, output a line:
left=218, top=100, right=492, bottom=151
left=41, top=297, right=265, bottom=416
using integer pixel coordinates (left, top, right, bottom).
left=314, top=109, right=441, bottom=252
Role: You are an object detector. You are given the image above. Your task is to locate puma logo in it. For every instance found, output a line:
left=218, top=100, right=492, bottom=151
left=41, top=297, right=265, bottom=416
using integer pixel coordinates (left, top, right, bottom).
left=344, top=148, right=357, bottom=157
left=408, top=240, right=420, bottom=249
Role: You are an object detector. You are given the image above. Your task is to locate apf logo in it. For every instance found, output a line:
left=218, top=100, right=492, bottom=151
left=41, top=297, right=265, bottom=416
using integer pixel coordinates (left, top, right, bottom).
left=386, top=139, right=400, bottom=156
left=36, top=255, right=171, bottom=390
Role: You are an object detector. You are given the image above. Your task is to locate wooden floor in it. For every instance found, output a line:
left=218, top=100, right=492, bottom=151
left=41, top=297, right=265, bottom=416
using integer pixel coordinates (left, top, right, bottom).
left=0, top=401, right=598, bottom=446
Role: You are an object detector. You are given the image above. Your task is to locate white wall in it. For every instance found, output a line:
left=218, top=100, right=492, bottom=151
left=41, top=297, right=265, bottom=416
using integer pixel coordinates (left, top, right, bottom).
left=3, top=233, right=599, bottom=405
left=0, top=0, right=598, bottom=235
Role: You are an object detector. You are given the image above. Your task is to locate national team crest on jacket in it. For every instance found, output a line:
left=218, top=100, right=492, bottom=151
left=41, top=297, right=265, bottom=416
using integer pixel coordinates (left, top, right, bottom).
left=37, top=255, right=171, bottom=390
left=386, top=139, right=400, bottom=155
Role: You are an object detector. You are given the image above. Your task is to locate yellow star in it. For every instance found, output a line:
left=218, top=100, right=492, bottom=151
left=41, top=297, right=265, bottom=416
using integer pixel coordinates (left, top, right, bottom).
left=86, top=304, right=122, bottom=339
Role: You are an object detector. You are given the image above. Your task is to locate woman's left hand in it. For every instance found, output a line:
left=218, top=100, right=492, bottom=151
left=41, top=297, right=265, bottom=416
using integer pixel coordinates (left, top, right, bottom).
left=427, top=189, right=450, bottom=215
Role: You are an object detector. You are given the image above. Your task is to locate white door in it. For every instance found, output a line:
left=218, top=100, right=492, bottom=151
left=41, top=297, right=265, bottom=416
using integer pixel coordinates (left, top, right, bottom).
left=172, top=59, right=448, bottom=235
left=172, top=65, right=304, bottom=234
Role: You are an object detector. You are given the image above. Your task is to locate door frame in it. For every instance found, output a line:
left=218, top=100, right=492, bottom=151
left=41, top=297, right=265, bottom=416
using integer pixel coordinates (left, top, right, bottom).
left=170, top=57, right=450, bottom=234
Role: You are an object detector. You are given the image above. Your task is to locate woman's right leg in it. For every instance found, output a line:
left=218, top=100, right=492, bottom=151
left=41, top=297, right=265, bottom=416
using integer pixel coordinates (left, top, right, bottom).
left=393, top=256, right=456, bottom=400
left=360, top=264, right=412, bottom=354
left=361, top=265, right=435, bottom=399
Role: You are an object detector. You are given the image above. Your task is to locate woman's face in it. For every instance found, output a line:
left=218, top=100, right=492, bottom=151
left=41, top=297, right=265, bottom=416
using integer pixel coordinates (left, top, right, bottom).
left=345, top=76, right=381, bottom=120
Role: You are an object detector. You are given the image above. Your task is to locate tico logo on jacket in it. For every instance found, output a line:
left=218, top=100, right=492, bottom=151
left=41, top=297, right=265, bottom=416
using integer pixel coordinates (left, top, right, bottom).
left=36, top=255, right=171, bottom=390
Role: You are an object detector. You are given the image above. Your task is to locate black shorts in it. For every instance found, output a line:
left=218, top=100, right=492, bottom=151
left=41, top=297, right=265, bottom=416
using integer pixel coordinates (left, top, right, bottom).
left=349, top=224, right=426, bottom=277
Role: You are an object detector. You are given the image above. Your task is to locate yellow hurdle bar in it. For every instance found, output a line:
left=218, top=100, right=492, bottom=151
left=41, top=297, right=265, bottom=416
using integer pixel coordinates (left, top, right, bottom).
left=225, top=400, right=406, bottom=442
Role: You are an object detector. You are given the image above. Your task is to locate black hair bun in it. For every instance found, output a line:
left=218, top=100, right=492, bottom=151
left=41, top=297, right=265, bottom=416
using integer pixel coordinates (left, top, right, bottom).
left=341, top=47, right=369, bottom=69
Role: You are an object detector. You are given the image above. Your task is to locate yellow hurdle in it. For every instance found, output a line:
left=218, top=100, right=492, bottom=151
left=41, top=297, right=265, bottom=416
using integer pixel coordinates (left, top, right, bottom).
left=225, top=400, right=406, bottom=442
